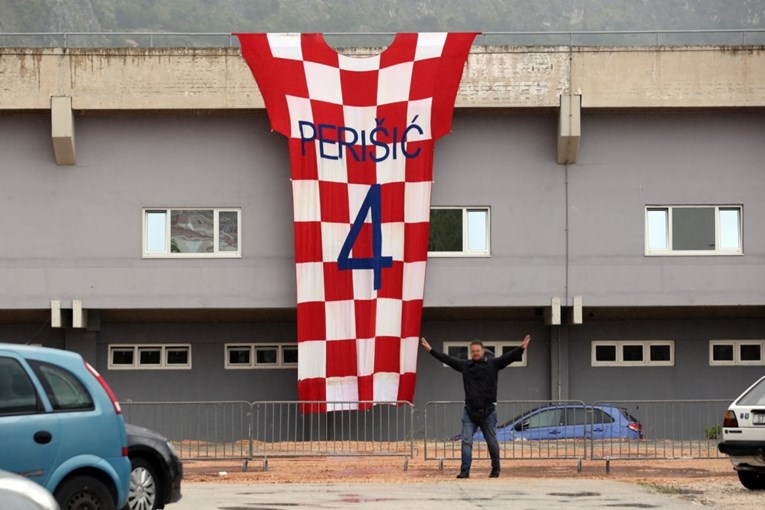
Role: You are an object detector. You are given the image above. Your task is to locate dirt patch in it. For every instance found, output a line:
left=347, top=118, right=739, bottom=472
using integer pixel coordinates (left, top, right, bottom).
left=181, top=455, right=762, bottom=506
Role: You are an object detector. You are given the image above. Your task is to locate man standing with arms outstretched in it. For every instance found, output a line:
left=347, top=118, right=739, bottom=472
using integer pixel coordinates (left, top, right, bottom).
left=420, top=334, right=531, bottom=479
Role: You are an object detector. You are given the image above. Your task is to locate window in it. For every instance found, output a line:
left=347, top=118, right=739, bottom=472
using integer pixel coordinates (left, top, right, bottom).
left=645, top=205, right=742, bottom=255
left=108, top=345, right=191, bottom=369
left=525, top=409, right=561, bottom=428
left=710, top=340, right=765, bottom=366
left=591, top=341, right=674, bottom=366
left=28, top=361, right=93, bottom=412
left=143, top=208, right=241, bottom=257
left=0, top=357, right=40, bottom=415
left=563, top=407, right=589, bottom=426
left=225, top=343, right=298, bottom=369
left=442, top=341, right=527, bottom=367
left=590, top=408, right=615, bottom=425
left=428, top=207, right=490, bottom=256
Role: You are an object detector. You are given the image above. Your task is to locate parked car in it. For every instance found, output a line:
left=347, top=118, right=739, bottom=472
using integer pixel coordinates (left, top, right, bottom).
left=464, top=404, right=642, bottom=441
left=0, top=469, right=59, bottom=510
left=0, top=344, right=131, bottom=510
left=123, top=424, right=183, bottom=510
left=718, top=375, right=765, bottom=490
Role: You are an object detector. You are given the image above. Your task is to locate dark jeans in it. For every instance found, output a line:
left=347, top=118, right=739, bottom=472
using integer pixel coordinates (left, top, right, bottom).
left=460, top=406, right=500, bottom=473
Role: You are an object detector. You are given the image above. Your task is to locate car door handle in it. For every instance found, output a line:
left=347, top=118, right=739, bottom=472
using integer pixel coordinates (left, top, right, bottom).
left=34, top=431, right=52, bottom=444
left=549, top=430, right=561, bottom=434
left=593, top=427, right=603, bottom=432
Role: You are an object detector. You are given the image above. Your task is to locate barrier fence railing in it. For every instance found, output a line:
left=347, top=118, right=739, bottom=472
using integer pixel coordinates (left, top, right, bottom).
left=122, top=401, right=252, bottom=460
left=252, top=400, right=414, bottom=469
left=121, top=399, right=732, bottom=467
left=122, top=400, right=415, bottom=468
left=590, top=400, right=732, bottom=461
left=424, top=400, right=590, bottom=466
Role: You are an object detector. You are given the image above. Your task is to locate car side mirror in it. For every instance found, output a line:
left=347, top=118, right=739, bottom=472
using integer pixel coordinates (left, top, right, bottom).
left=514, top=421, right=527, bottom=431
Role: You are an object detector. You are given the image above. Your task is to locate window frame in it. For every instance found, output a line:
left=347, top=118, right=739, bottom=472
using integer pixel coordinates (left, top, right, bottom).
left=442, top=341, right=527, bottom=367
left=224, top=343, right=298, bottom=369
left=108, top=344, right=192, bottom=370
left=644, top=205, right=743, bottom=256
left=142, top=207, right=242, bottom=258
left=428, top=206, right=491, bottom=258
left=709, top=340, right=765, bottom=366
left=0, top=357, right=42, bottom=416
left=28, top=360, right=95, bottom=413
left=591, top=340, right=675, bottom=367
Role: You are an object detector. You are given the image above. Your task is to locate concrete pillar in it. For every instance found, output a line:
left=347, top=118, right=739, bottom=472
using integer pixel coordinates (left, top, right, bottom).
left=549, top=325, right=570, bottom=400
left=51, top=96, right=76, bottom=165
left=557, top=94, right=581, bottom=164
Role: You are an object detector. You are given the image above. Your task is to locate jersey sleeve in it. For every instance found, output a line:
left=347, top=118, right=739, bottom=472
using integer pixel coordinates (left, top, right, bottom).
left=235, top=33, right=306, bottom=137
left=431, top=32, right=479, bottom=140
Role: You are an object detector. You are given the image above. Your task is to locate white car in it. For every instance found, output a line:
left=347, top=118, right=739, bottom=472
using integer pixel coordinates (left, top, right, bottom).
left=0, top=469, right=59, bottom=510
left=719, top=375, right=765, bottom=490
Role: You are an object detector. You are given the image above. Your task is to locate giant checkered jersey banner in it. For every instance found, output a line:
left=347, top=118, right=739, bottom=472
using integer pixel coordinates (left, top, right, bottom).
left=236, top=32, right=477, bottom=412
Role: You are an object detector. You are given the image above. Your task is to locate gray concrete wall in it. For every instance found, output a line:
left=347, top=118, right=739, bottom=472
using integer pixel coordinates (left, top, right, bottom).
left=568, top=318, right=765, bottom=402
left=95, top=321, right=298, bottom=402
left=0, top=113, right=296, bottom=310
left=89, top=318, right=548, bottom=405
left=569, top=111, right=765, bottom=306
left=1, top=110, right=764, bottom=310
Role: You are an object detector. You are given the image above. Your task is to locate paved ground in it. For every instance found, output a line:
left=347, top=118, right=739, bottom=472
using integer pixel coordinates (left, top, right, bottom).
left=173, top=480, right=715, bottom=509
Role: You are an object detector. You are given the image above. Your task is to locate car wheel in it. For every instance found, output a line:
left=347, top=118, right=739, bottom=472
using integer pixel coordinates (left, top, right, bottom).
left=55, top=475, right=116, bottom=510
left=125, top=458, right=159, bottom=510
left=737, top=470, right=765, bottom=490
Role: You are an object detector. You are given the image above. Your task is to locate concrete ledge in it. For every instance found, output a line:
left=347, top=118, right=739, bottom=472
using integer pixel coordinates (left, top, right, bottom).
left=1, top=46, right=763, bottom=111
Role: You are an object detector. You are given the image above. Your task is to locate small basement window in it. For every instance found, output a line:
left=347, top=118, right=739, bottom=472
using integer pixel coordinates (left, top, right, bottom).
left=109, top=345, right=192, bottom=370
left=592, top=341, right=674, bottom=367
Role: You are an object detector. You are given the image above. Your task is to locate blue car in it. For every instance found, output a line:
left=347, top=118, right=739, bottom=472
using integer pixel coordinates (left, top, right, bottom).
left=472, top=404, right=643, bottom=441
left=0, top=344, right=131, bottom=510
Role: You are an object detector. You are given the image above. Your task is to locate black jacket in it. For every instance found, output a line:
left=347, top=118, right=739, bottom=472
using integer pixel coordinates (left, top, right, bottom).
left=429, top=347, right=524, bottom=411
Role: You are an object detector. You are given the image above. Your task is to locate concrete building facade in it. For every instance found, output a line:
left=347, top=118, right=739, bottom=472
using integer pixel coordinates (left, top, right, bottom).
left=0, top=42, right=764, bottom=406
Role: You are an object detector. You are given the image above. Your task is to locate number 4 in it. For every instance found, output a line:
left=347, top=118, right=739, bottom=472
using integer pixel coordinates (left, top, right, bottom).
left=337, top=184, right=393, bottom=290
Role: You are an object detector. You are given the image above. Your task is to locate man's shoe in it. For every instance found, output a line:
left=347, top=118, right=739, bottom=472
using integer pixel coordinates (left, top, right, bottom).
left=489, top=469, right=500, bottom=478
left=456, top=471, right=470, bottom=479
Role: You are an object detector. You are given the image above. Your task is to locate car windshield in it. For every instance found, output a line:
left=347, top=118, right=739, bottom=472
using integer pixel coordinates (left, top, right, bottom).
left=737, top=377, right=765, bottom=406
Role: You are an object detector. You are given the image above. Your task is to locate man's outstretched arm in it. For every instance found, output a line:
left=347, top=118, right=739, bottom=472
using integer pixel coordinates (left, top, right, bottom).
left=420, top=337, right=466, bottom=372
left=494, top=334, right=531, bottom=369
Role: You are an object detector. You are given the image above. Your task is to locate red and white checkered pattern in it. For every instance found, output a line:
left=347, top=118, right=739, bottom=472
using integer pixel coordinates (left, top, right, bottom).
left=237, top=32, right=477, bottom=412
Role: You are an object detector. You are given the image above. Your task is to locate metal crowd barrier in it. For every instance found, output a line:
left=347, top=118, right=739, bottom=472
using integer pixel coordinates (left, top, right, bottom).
left=122, top=399, right=732, bottom=469
left=122, top=401, right=252, bottom=460
left=424, top=400, right=589, bottom=468
left=122, top=400, right=415, bottom=469
left=590, top=400, right=731, bottom=461
left=252, top=400, right=414, bottom=470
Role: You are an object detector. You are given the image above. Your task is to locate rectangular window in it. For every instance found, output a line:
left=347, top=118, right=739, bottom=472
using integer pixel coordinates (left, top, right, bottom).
left=710, top=340, right=765, bottom=366
left=442, top=341, right=527, bottom=367
left=224, top=343, right=298, bottom=369
left=108, top=345, right=192, bottom=370
left=29, top=361, right=94, bottom=412
left=429, top=207, right=490, bottom=257
left=645, top=205, right=742, bottom=255
left=0, top=357, right=40, bottom=416
left=592, top=341, right=674, bottom=366
left=143, top=208, right=241, bottom=258
left=227, top=345, right=252, bottom=367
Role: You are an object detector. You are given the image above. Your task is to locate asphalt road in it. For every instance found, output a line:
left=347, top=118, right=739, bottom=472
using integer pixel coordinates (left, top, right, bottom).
left=172, top=480, right=713, bottom=509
